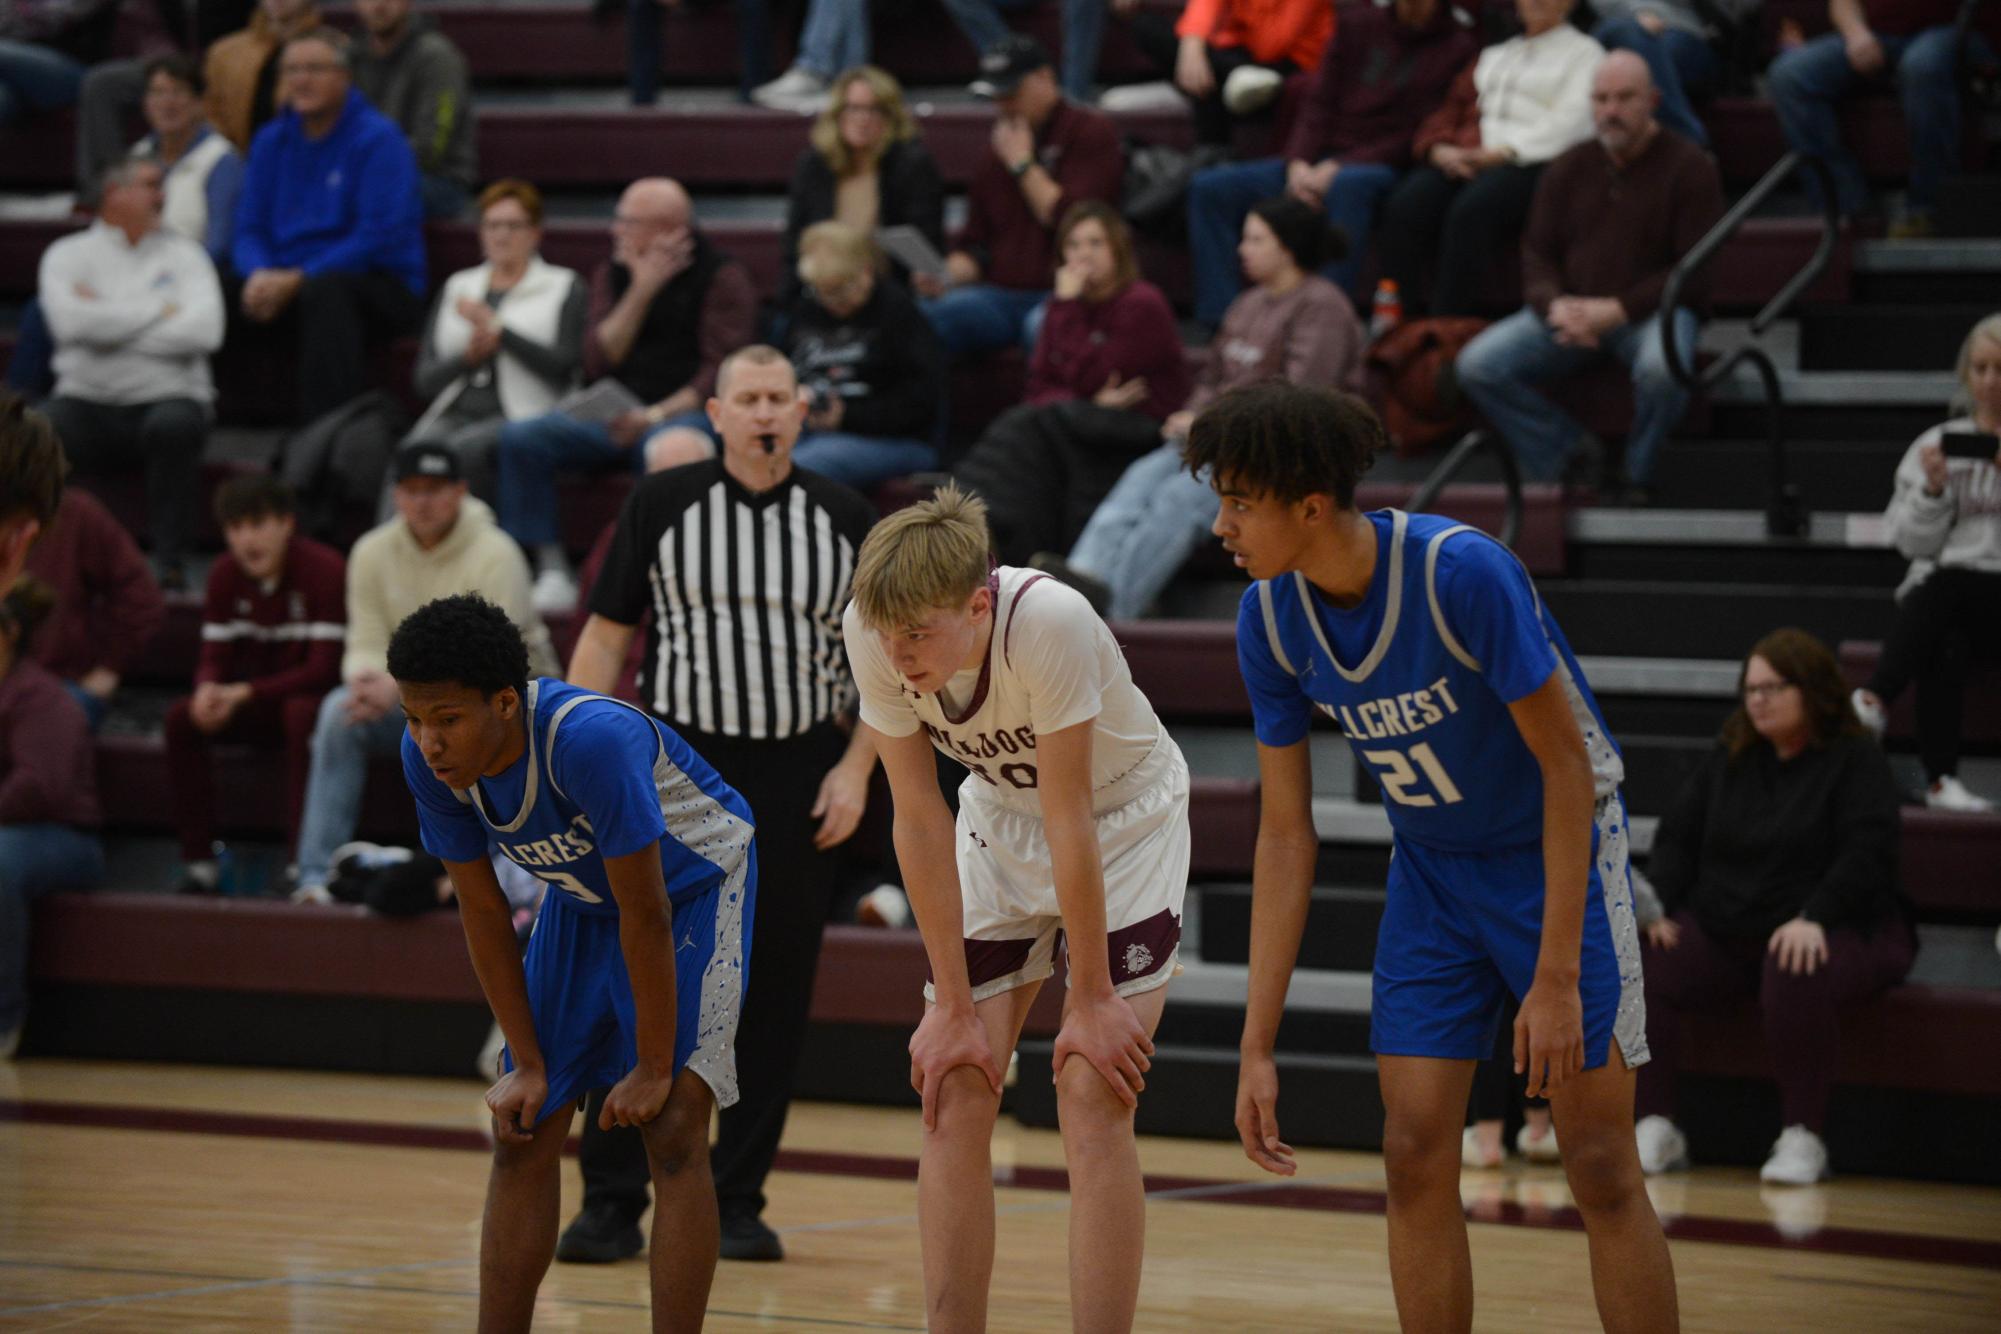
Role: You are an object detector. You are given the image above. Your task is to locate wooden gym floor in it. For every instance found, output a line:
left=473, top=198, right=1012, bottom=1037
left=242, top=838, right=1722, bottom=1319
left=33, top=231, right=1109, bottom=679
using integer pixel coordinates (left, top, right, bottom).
left=1, top=1059, right=1997, bottom=1331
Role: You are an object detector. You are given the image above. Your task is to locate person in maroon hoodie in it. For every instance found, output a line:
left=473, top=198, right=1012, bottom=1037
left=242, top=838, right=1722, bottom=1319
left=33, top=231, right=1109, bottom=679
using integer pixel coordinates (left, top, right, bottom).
left=1185, top=0, right=1480, bottom=324
left=951, top=202, right=1190, bottom=566
left=165, top=474, right=345, bottom=894
left=0, top=575, right=105, bottom=1058
left=23, top=486, right=167, bottom=731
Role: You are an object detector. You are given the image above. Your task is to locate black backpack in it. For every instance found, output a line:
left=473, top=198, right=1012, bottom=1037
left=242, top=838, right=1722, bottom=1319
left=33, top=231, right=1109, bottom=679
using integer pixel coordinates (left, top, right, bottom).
left=274, top=390, right=408, bottom=544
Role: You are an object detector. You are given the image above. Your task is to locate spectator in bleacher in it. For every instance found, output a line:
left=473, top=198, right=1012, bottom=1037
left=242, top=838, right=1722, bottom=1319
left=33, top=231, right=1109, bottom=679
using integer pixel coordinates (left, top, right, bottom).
left=1120, top=0, right=1332, bottom=149
left=952, top=201, right=1188, bottom=565
left=22, top=487, right=165, bottom=731
left=11, top=54, right=243, bottom=407
left=1768, top=0, right=1995, bottom=237
left=1849, top=314, right=2001, bottom=813
left=0, top=394, right=65, bottom=594
left=916, top=35, right=1125, bottom=360
left=291, top=441, right=557, bottom=902
left=1376, top=0, right=1602, bottom=319
left=1034, top=196, right=1363, bottom=618
left=230, top=27, right=427, bottom=425
left=39, top=157, right=225, bottom=592
left=204, top=0, right=323, bottom=151
left=779, top=66, right=945, bottom=310
left=400, top=179, right=586, bottom=508
left=1634, top=627, right=1913, bottom=1186
left=494, top=177, right=757, bottom=614
left=349, top=0, right=477, bottom=220
left=166, top=475, right=342, bottom=894
left=781, top=221, right=944, bottom=490
left=0, top=575, right=104, bottom=1059
left=0, top=0, right=118, bottom=126
left=1186, top=0, right=1478, bottom=325
left=1454, top=50, right=1723, bottom=502
left=135, top=54, right=246, bottom=259
left=1589, top=0, right=1753, bottom=148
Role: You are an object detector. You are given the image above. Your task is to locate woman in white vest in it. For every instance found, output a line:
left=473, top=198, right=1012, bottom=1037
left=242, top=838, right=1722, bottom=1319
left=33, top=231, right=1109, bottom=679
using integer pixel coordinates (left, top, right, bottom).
left=134, top=55, right=243, bottom=262
left=398, top=178, right=587, bottom=505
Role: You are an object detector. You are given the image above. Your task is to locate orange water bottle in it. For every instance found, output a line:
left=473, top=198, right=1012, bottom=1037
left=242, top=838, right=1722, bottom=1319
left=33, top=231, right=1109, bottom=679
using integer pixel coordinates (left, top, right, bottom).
left=1370, top=279, right=1403, bottom=339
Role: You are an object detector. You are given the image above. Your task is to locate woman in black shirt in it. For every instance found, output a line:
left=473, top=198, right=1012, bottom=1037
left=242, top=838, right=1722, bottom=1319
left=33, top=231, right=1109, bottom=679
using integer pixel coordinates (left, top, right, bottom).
left=1633, top=628, right=1914, bottom=1186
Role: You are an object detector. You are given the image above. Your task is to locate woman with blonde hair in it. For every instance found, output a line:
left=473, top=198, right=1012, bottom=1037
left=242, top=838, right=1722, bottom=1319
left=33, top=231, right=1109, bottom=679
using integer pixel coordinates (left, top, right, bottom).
left=778, top=65, right=944, bottom=308
left=1851, top=313, right=2001, bottom=812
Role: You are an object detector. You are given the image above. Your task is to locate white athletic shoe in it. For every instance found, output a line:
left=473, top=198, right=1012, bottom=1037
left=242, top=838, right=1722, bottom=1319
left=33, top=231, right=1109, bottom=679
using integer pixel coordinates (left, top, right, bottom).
left=750, top=65, right=827, bottom=110
left=1848, top=687, right=1886, bottom=738
left=1634, top=1114, right=1689, bottom=1175
left=1097, top=80, right=1188, bottom=113
left=1221, top=64, right=1285, bottom=115
left=1759, top=1124, right=1830, bottom=1185
left=1461, top=1126, right=1503, bottom=1169
left=1515, top=1120, right=1561, bottom=1163
left=1926, top=775, right=1996, bottom=813
left=289, top=881, right=333, bottom=906
left=531, top=567, right=580, bottom=615
left=0, top=1025, right=19, bottom=1060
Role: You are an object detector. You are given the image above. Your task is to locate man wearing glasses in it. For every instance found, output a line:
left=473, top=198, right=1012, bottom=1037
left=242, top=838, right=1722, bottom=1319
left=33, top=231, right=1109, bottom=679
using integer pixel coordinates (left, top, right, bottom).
left=230, top=27, right=427, bottom=424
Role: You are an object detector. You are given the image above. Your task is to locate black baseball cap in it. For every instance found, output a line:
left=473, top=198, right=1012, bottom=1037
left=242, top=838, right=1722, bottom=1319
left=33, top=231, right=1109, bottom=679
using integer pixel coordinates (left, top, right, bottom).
left=970, top=34, right=1053, bottom=98
left=394, top=441, right=462, bottom=483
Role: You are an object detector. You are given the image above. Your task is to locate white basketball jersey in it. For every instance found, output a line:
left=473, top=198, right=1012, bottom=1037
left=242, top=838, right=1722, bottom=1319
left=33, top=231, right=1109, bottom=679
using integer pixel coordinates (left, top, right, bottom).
left=846, top=567, right=1177, bottom=816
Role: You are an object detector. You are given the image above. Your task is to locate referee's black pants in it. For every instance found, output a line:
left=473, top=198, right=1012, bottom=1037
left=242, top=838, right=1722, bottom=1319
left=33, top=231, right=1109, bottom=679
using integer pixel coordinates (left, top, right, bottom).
left=577, top=721, right=848, bottom=1225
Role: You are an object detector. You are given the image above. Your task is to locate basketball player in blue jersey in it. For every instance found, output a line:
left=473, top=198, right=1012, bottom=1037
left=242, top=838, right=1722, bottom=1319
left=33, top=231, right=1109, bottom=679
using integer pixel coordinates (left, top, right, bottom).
left=389, top=593, right=755, bottom=1333
left=1192, top=384, right=1678, bottom=1332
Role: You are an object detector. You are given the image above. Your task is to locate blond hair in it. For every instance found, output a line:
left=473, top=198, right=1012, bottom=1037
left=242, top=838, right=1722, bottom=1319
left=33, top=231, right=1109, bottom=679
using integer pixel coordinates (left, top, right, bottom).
left=851, top=483, right=991, bottom=629
left=1953, top=313, right=2001, bottom=415
left=808, top=66, right=918, bottom=177
left=798, top=220, right=878, bottom=288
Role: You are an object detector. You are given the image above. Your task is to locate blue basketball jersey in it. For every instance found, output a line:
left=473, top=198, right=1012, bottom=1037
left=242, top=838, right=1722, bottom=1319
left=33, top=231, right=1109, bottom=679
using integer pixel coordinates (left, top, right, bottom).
left=1237, top=510, right=1623, bottom=852
left=403, top=677, right=757, bottom=913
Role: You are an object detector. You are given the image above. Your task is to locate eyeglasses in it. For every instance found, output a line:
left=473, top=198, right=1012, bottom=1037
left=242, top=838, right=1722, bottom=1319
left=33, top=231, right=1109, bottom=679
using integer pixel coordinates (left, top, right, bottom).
left=1741, top=681, right=1796, bottom=701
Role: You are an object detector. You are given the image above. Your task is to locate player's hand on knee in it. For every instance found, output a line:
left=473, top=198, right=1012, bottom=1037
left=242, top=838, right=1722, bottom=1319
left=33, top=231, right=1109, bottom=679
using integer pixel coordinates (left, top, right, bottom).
left=1515, top=976, right=1585, bottom=1098
left=1234, top=1053, right=1296, bottom=1176
left=599, top=1067, right=674, bottom=1129
left=909, top=1004, right=1004, bottom=1130
left=1052, top=992, right=1154, bottom=1109
left=486, top=1065, right=547, bottom=1144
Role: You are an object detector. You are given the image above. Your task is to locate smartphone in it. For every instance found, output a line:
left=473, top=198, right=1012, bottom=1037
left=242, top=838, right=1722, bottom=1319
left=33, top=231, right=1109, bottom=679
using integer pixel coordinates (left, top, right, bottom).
left=1940, top=431, right=1998, bottom=461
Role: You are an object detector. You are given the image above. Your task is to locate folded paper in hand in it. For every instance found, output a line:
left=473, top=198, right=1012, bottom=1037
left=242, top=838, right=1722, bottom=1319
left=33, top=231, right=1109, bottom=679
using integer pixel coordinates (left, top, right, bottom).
left=877, top=225, right=947, bottom=279
left=556, top=379, right=644, bottom=425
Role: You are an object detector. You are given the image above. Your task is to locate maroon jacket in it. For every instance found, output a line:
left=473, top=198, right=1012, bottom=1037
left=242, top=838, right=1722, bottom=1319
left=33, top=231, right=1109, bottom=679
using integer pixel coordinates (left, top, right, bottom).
left=1285, top=0, right=1480, bottom=168
left=0, top=658, right=101, bottom=828
left=958, top=100, right=1125, bottom=291
left=24, top=487, right=165, bottom=682
left=196, top=534, right=347, bottom=701
left=1027, top=280, right=1191, bottom=422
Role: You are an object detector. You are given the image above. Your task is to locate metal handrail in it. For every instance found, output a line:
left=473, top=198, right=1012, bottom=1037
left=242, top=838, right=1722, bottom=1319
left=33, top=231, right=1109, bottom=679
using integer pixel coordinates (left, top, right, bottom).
left=1658, top=150, right=1840, bottom=539
left=1408, top=429, right=1523, bottom=549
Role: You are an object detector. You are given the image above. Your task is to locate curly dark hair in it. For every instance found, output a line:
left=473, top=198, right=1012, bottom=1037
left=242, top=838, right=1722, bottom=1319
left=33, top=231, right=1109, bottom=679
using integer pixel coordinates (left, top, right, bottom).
left=1182, top=381, right=1382, bottom=508
left=387, top=594, right=530, bottom=699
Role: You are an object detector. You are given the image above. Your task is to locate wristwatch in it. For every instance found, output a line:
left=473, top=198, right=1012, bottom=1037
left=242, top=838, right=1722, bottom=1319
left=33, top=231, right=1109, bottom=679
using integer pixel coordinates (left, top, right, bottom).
left=1009, top=158, right=1034, bottom=179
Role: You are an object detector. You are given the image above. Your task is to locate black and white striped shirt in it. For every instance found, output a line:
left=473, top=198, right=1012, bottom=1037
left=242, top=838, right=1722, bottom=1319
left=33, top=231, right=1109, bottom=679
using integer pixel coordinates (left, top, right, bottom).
left=590, top=461, right=874, bottom=740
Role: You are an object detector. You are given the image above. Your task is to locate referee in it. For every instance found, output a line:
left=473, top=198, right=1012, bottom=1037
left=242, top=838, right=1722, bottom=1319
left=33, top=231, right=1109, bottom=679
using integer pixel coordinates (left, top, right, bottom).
left=564, top=344, right=877, bottom=1262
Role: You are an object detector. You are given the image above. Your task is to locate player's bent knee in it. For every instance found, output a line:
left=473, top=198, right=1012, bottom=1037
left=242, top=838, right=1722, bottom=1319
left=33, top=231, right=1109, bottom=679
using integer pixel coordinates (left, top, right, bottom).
left=1054, top=1058, right=1136, bottom=1140
left=930, top=1064, right=1004, bottom=1134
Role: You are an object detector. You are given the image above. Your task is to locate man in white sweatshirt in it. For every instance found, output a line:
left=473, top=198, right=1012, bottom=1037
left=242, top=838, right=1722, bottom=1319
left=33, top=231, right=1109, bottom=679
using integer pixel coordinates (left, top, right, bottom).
left=38, top=157, right=223, bottom=588
left=291, top=442, right=558, bottom=899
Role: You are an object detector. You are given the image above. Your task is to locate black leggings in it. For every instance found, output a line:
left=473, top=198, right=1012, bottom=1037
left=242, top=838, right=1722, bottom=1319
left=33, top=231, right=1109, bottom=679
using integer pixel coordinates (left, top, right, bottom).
left=1375, top=162, right=1545, bottom=319
left=1864, top=566, right=2001, bottom=781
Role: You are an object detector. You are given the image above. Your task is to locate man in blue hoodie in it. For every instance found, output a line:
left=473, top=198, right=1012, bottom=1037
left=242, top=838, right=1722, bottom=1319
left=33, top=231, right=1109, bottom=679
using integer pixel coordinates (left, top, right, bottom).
left=231, top=27, right=427, bottom=423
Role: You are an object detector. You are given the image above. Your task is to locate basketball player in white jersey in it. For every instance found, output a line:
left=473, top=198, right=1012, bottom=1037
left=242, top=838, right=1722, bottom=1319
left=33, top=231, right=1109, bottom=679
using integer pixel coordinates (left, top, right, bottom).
left=843, top=483, right=1190, bottom=1333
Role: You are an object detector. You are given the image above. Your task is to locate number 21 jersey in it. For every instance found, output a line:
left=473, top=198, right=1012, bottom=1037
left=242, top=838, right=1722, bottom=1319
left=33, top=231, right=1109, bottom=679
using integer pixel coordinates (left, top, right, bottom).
left=1237, top=509, right=1623, bottom=853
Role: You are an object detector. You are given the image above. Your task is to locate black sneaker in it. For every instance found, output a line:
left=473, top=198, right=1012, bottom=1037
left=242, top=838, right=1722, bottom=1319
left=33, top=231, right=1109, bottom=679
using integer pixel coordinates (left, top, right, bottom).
left=554, top=1204, right=644, bottom=1264
left=719, top=1211, right=784, bottom=1262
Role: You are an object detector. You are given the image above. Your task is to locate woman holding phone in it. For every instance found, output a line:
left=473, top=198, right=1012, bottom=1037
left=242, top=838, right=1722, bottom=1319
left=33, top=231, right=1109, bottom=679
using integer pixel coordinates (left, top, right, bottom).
left=1850, top=314, right=2001, bottom=812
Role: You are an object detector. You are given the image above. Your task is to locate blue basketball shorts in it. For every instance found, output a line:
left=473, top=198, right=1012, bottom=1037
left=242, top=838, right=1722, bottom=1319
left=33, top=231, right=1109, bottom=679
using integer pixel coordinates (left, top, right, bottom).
left=503, top=854, right=755, bottom=1124
left=1369, top=793, right=1649, bottom=1070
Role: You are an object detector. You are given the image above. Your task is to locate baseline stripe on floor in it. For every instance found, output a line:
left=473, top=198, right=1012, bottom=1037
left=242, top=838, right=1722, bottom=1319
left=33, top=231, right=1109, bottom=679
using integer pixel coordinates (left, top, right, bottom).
left=7, top=1097, right=1997, bottom=1272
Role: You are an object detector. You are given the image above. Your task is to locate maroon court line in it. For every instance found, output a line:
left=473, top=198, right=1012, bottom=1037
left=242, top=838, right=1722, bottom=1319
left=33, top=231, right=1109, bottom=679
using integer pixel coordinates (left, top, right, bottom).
left=8, top=1098, right=2000, bottom=1272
